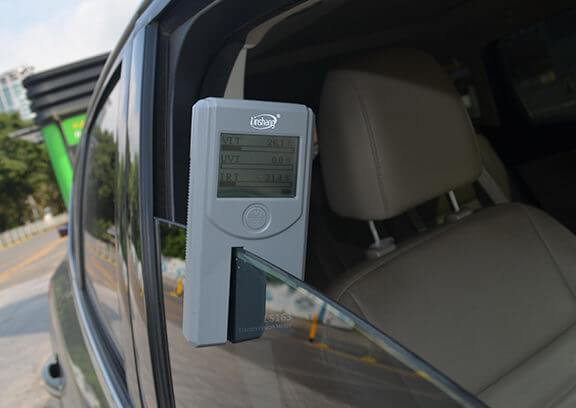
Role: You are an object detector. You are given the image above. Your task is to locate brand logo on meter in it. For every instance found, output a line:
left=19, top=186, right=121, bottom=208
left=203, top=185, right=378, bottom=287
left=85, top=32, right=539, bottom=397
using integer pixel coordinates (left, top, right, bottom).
left=250, top=114, right=278, bottom=130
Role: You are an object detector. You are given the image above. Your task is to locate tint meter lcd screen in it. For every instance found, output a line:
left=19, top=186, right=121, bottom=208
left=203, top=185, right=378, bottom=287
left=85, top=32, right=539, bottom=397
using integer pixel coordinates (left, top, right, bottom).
left=218, top=133, right=299, bottom=198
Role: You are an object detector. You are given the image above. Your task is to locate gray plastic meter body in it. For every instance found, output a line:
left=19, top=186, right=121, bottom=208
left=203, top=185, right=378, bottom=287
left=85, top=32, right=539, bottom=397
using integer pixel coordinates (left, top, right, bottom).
left=184, top=98, right=314, bottom=346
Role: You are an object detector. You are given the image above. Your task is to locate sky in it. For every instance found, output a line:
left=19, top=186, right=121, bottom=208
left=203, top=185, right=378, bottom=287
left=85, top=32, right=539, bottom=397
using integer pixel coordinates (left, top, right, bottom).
left=0, top=0, right=142, bottom=74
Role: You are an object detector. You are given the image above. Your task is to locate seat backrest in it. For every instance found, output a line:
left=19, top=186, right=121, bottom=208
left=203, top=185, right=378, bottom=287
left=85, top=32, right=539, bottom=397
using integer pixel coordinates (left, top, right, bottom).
left=329, top=203, right=576, bottom=399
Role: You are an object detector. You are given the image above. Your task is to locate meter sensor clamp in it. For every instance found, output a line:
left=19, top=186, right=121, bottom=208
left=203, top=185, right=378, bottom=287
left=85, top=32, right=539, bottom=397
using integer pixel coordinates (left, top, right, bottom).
left=183, top=98, right=314, bottom=347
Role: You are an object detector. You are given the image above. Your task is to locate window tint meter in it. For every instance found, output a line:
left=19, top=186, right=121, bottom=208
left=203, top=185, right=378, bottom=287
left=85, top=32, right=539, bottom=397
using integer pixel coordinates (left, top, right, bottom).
left=184, top=98, right=314, bottom=346
left=218, top=133, right=299, bottom=198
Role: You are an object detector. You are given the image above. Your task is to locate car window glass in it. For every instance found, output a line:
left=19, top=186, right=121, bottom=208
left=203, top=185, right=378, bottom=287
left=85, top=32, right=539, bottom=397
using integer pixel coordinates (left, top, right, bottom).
left=82, top=79, right=124, bottom=362
left=499, top=9, right=576, bottom=123
left=157, top=221, right=481, bottom=407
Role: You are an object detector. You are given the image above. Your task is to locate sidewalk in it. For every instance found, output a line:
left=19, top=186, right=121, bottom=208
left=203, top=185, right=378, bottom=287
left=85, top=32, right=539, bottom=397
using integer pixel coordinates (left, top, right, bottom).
left=0, top=214, right=68, bottom=250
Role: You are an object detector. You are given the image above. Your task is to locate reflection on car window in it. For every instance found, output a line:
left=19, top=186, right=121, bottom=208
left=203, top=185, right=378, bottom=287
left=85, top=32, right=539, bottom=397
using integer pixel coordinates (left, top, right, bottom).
left=158, top=221, right=481, bottom=407
left=82, top=79, right=123, bottom=362
left=445, top=59, right=482, bottom=121
left=500, top=9, right=576, bottom=122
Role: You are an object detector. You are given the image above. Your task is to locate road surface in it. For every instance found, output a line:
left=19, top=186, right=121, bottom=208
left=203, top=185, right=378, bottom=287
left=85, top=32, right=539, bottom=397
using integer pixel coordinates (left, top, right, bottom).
left=0, top=229, right=67, bottom=408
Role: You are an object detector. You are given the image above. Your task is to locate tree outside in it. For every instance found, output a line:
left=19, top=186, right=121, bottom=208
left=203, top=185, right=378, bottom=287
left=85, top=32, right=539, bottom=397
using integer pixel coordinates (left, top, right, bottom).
left=0, top=112, right=65, bottom=232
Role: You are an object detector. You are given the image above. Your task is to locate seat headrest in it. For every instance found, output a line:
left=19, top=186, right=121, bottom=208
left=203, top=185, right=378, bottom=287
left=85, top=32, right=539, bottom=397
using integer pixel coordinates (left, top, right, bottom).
left=319, top=48, right=481, bottom=221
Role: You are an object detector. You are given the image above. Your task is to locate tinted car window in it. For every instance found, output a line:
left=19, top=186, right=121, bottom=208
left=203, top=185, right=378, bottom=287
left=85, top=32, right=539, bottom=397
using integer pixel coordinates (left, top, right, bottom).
left=82, top=79, right=124, bottom=361
left=499, top=9, right=576, bottom=122
left=158, top=221, right=479, bottom=407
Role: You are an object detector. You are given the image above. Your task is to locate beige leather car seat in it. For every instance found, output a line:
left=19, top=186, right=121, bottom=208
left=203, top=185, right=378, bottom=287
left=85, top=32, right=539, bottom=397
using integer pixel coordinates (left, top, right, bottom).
left=320, top=48, right=576, bottom=408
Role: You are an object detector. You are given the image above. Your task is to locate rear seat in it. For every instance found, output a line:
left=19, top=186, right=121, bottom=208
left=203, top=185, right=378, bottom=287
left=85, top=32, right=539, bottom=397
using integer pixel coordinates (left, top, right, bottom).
left=319, top=48, right=576, bottom=407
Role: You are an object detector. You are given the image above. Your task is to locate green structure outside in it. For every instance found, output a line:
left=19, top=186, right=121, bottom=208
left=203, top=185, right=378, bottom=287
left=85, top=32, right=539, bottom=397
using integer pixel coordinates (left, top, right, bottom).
left=41, top=117, right=85, bottom=209
left=41, top=114, right=86, bottom=209
left=23, top=53, right=108, bottom=211
left=61, top=114, right=86, bottom=146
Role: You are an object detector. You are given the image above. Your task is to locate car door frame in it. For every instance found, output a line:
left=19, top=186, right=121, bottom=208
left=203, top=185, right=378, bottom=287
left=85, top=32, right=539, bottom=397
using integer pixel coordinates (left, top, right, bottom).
left=131, top=1, right=306, bottom=406
left=69, top=41, right=142, bottom=406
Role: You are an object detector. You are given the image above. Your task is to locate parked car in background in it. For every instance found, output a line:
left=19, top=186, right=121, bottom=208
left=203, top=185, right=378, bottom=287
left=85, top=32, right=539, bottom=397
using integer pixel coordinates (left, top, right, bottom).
left=46, top=0, right=576, bottom=407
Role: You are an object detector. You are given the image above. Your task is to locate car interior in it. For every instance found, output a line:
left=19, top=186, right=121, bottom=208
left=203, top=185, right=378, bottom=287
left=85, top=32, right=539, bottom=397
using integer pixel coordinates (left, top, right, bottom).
left=219, top=0, right=576, bottom=405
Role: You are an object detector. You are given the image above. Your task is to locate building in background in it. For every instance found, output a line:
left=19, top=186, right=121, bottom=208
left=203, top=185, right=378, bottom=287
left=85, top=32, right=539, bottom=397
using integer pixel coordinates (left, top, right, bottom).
left=0, top=66, right=35, bottom=120
left=23, top=54, right=108, bottom=209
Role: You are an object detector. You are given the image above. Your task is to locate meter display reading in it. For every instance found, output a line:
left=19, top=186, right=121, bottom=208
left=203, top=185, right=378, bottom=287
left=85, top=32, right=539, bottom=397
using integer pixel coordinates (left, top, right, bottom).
left=218, top=133, right=299, bottom=198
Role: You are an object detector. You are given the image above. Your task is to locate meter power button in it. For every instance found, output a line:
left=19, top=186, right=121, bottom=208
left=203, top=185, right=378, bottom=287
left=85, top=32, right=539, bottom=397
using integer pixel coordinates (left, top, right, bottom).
left=243, top=204, right=269, bottom=231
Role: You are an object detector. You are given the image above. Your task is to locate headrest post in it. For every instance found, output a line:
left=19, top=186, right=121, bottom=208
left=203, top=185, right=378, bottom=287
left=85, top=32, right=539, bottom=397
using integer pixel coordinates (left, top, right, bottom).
left=366, top=220, right=396, bottom=259
left=368, top=220, right=380, bottom=245
left=368, top=220, right=381, bottom=246
left=448, top=190, right=460, bottom=213
left=445, top=190, right=474, bottom=223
